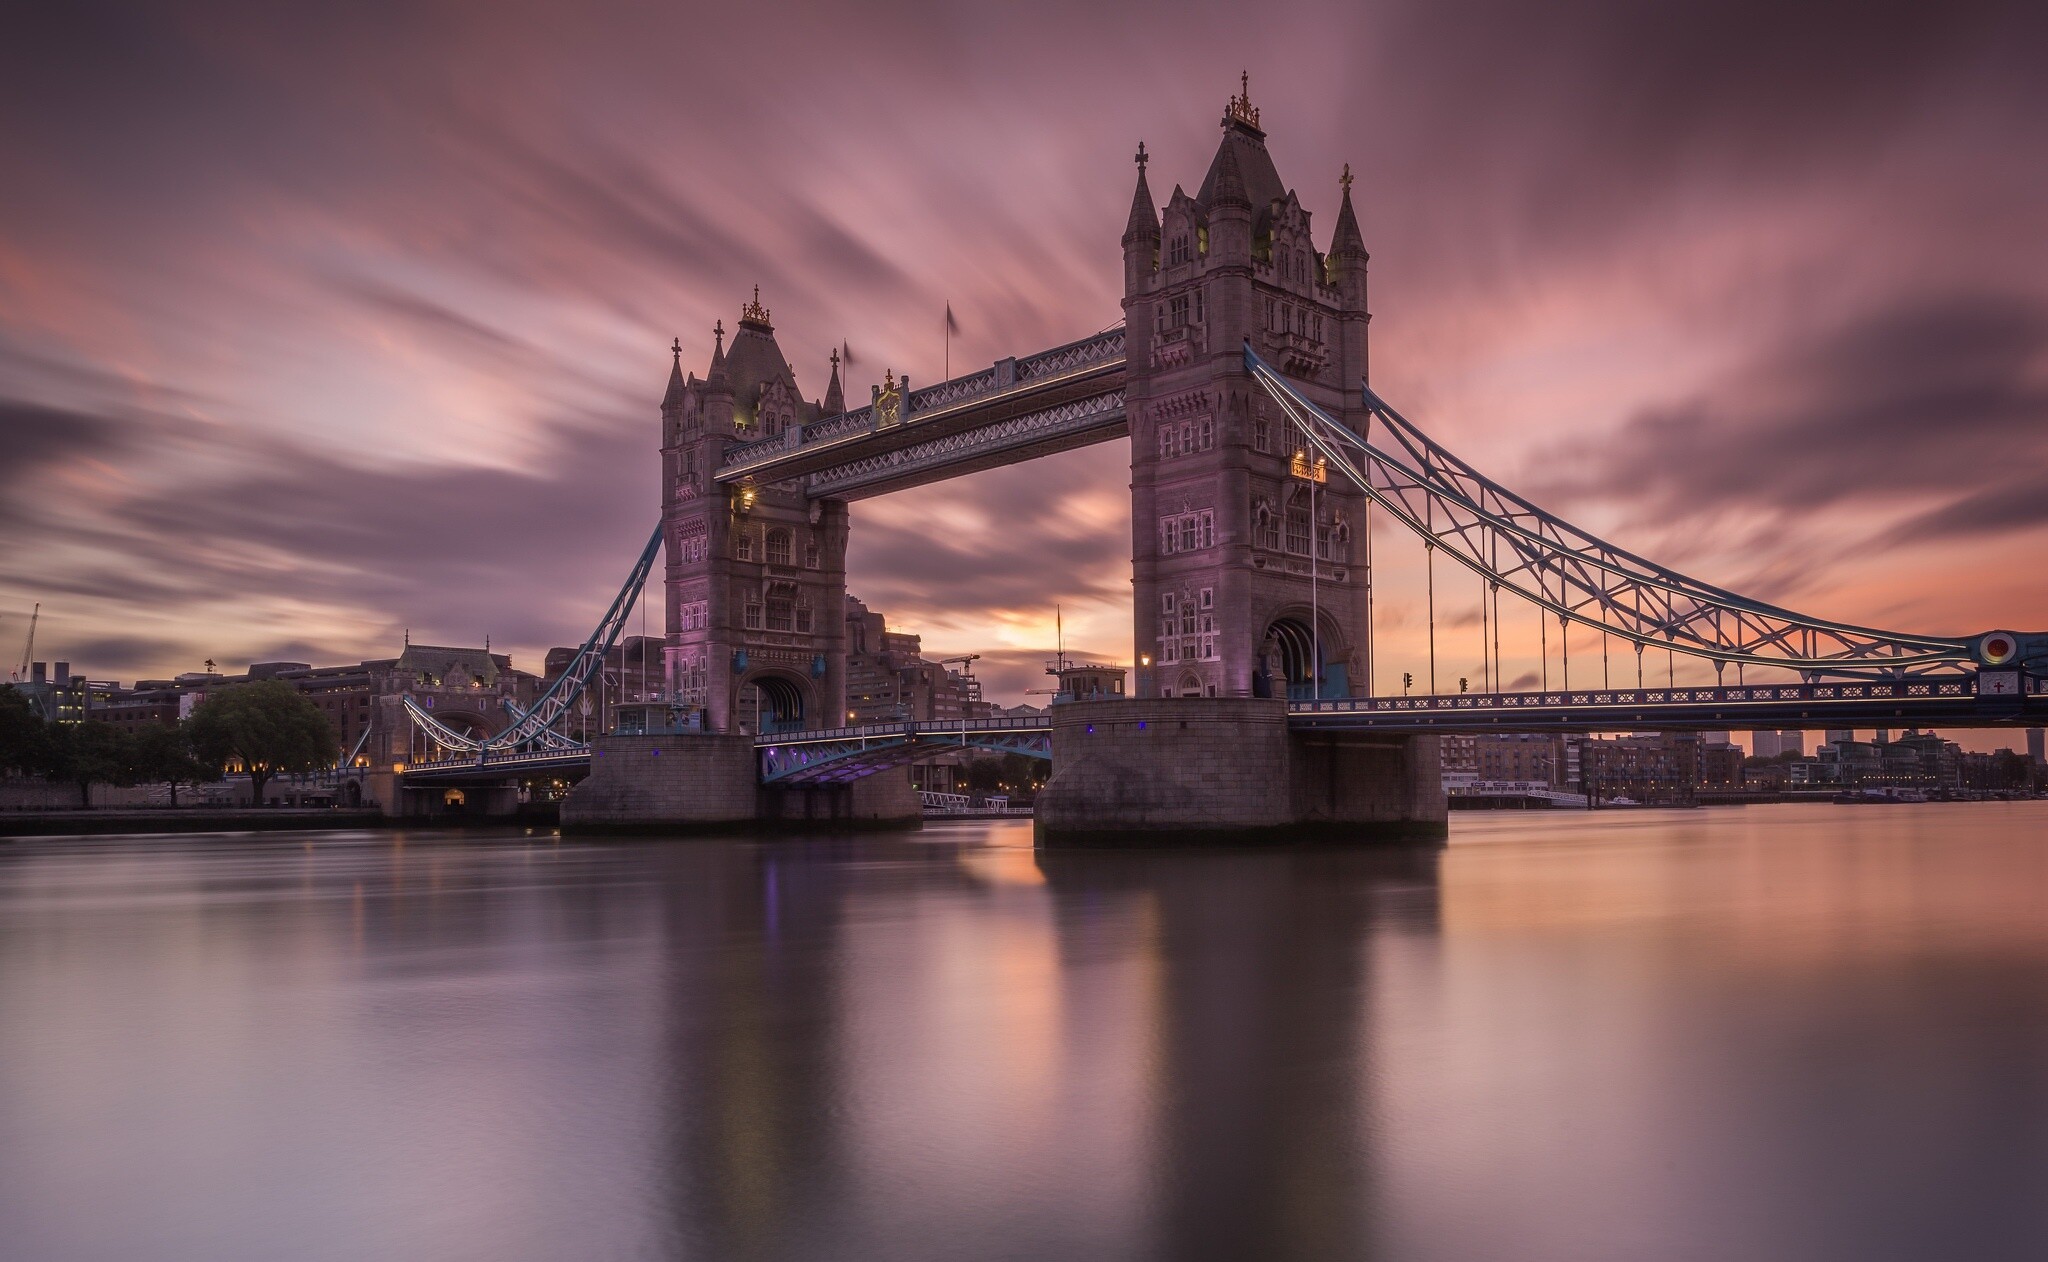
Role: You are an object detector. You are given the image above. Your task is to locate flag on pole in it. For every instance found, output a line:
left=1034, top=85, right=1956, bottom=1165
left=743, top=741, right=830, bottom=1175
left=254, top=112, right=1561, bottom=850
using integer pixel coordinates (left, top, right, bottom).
left=841, top=339, right=858, bottom=367
left=945, top=302, right=959, bottom=335
left=945, top=302, right=958, bottom=380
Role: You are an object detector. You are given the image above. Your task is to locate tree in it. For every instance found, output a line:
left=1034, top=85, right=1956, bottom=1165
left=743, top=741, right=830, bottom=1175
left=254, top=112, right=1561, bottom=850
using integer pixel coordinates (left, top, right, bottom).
left=0, top=685, right=51, bottom=776
left=186, top=681, right=337, bottom=805
left=130, top=723, right=220, bottom=808
left=48, top=721, right=135, bottom=808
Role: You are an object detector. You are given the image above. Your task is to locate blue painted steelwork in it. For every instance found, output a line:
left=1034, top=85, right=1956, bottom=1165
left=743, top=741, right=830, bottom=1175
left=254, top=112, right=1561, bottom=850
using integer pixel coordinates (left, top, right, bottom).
left=402, top=522, right=664, bottom=755
left=758, top=716, right=1052, bottom=784
left=1244, top=343, right=2041, bottom=680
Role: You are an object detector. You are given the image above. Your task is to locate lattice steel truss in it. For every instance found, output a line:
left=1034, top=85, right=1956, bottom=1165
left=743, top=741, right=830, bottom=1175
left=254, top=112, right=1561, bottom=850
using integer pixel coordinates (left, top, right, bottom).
left=403, top=523, right=664, bottom=754
left=1245, top=344, right=1987, bottom=680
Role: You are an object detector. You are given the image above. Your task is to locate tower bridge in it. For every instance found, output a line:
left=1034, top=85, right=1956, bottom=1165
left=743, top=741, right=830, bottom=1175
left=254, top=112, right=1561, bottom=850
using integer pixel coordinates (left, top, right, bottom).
left=395, top=79, right=2046, bottom=840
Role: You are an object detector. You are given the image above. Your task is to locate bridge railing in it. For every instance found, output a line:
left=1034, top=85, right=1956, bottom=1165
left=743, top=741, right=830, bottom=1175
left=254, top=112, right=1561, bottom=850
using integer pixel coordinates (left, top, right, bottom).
left=1289, top=677, right=1980, bottom=716
left=400, top=747, right=592, bottom=775
left=758, top=715, right=1052, bottom=747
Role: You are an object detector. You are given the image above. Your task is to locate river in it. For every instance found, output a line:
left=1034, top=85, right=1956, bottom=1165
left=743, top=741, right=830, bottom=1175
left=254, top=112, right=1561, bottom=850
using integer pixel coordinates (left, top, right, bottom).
left=2, top=802, right=2045, bottom=1260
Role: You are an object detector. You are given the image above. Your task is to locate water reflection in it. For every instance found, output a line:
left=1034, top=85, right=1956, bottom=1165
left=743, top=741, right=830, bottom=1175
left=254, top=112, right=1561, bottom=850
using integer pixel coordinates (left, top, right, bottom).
left=2, top=806, right=2046, bottom=1261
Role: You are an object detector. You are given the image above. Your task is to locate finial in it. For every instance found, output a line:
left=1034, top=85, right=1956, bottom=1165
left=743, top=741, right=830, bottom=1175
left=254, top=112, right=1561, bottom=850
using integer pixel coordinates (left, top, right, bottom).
left=830, top=347, right=840, bottom=368
left=713, top=319, right=725, bottom=351
left=883, top=367, right=895, bottom=391
left=1226, top=71, right=1260, bottom=130
left=1340, top=163, right=1353, bottom=193
left=671, top=336, right=682, bottom=362
left=1135, top=140, right=1147, bottom=171
left=740, top=285, right=771, bottom=326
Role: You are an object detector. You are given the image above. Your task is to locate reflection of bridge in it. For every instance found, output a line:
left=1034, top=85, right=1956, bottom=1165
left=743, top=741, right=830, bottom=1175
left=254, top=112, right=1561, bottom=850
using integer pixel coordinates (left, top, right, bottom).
left=389, top=79, right=2043, bottom=838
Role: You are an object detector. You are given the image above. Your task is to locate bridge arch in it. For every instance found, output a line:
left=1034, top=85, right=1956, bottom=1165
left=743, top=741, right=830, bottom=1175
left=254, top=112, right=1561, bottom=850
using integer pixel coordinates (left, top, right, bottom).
left=735, top=669, right=813, bottom=735
left=1259, top=608, right=1349, bottom=702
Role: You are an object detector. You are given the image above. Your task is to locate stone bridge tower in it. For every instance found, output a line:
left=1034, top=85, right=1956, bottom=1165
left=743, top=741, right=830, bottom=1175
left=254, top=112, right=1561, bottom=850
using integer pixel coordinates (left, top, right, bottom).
left=1122, top=78, right=1373, bottom=701
left=659, top=292, right=849, bottom=734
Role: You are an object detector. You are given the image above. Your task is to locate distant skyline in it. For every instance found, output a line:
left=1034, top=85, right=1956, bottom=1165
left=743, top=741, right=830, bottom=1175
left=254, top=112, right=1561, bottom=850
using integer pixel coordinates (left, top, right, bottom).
left=3, top=1, right=2045, bottom=743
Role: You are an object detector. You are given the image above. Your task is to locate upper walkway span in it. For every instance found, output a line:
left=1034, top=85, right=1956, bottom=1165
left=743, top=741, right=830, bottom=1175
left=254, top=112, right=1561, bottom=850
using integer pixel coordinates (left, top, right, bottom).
left=713, top=329, right=1127, bottom=498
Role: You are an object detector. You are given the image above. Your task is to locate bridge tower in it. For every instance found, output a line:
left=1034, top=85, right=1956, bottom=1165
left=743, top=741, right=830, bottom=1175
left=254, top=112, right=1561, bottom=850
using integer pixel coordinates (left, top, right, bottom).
left=659, top=293, right=849, bottom=735
left=1123, top=78, right=1373, bottom=701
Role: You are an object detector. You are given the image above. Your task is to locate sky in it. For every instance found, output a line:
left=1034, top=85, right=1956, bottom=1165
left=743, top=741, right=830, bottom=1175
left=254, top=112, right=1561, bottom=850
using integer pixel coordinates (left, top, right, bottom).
left=2, top=0, right=2044, bottom=746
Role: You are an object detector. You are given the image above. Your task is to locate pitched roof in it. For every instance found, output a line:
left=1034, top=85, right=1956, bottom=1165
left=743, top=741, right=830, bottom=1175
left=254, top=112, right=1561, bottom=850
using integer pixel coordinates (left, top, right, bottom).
left=1196, top=124, right=1288, bottom=225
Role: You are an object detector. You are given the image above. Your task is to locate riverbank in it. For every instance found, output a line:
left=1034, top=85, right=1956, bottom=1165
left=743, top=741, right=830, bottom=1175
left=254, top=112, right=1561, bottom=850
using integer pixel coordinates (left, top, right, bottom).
left=0, top=805, right=560, bottom=837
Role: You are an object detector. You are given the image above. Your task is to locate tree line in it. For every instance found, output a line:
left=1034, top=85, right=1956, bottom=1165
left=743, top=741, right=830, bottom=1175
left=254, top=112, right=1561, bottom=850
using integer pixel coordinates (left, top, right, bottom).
left=0, top=680, right=340, bottom=807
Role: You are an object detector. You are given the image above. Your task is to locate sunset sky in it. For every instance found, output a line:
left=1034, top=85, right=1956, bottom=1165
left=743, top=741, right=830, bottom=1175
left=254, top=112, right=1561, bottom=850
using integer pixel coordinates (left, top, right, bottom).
left=3, top=0, right=2044, bottom=737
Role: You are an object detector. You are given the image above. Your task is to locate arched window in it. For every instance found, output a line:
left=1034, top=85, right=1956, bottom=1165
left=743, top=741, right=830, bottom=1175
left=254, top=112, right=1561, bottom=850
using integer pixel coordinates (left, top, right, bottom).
left=1169, top=235, right=1191, bottom=266
left=1285, top=488, right=1311, bottom=556
left=765, top=529, right=792, bottom=567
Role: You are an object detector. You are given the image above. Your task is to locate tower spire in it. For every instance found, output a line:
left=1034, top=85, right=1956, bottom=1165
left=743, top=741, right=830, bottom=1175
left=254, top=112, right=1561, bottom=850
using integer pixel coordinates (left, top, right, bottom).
left=1124, top=140, right=1160, bottom=244
left=823, top=345, right=845, bottom=414
left=663, top=336, right=688, bottom=408
left=1329, top=162, right=1367, bottom=263
left=709, top=318, right=726, bottom=376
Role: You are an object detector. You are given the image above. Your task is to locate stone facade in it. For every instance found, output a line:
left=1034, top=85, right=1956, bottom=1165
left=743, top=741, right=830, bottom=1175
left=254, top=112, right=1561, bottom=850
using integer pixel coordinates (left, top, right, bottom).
left=1122, top=81, right=1373, bottom=702
left=559, top=732, right=919, bottom=833
left=1035, top=697, right=1443, bottom=845
left=661, top=295, right=851, bottom=736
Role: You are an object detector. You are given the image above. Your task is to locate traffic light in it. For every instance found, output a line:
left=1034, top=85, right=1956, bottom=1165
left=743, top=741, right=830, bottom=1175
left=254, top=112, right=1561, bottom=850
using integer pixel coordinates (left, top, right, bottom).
left=1459, top=677, right=1469, bottom=693
left=1402, top=672, right=1413, bottom=695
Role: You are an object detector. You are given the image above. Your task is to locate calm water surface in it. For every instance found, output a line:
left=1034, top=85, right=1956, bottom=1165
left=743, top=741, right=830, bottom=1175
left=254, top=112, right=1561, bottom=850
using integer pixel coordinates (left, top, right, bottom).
left=3, top=803, right=2047, bottom=1261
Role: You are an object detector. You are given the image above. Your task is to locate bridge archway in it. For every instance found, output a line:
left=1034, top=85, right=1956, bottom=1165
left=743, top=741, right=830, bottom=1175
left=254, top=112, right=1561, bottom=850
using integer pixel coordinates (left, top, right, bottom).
left=1262, top=612, right=1347, bottom=702
left=736, top=671, right=812, bottom=735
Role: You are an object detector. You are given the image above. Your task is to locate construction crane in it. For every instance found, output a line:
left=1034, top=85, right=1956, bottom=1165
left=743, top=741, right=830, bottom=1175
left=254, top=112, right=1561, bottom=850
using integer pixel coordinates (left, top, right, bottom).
left=13, top=603, right=37, bottom=683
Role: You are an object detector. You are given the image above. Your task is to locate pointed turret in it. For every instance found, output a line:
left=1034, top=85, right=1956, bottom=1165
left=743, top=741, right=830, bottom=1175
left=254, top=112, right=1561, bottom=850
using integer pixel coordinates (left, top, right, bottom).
left=1206, top=139, right=1251, bottom=210
left=663, top=337, right=688, bottom=409
left=1329, top=164, right=1366, bottom=264
left=707, top=318, right=727, bottom=381
left=1124, top=141, right=1160, bottom=245
left=823, top=347, right=845, bottom=414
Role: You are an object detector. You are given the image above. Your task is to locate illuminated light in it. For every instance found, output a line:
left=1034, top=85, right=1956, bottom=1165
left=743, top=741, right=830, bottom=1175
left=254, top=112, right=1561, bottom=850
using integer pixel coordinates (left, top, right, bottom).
left=1979, top=631, right=2018, bottom=665
left=1138, top=721, right=1147, bottom=729
left=1085, top=724, right=1095, bottom=733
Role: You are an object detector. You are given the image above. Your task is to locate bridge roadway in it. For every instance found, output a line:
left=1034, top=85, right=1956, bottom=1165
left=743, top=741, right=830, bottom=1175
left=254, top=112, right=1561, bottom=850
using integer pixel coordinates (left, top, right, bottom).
left=397, top=673, right=2042, bottom=786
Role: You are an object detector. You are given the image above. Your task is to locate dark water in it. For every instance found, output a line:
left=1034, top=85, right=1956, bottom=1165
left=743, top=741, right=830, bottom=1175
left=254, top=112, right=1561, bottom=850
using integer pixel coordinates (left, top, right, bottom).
left=2, top=804, right=2046, bottom=1261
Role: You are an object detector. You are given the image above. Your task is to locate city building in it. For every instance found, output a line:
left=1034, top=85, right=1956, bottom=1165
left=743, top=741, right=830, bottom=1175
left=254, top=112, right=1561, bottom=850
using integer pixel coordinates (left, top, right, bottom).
left=1579, top=732, right=1703, bottom=805
left=839, top=596, right=999, bottom=728
left=2029, top=727, right=2045, bottom=766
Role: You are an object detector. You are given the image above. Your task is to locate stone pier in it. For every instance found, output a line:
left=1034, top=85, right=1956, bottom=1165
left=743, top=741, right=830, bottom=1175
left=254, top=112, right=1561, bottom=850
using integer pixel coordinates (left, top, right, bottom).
left=559, top=733, right=921, bottom=834
left=1034, top=697, right=1445, bottom=846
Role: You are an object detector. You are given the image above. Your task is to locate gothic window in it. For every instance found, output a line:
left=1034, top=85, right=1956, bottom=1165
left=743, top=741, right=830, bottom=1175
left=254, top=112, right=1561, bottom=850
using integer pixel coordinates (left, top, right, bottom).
left=766, top=529, right=792, bottom=567
left=1159, top=517, right=1176, bottom=555
left=1169, top=235, right=1191, bottom=266
left=1161, top=592, right=1176, bottom=616
left=1295, top=251, right=1308, bottom=284
left=1333, top=520, right=1352, bottom=563
left=1285, top=489, right=1311, bottom=556
left=735, top=530, right=754, bottom=562
left=1194, top=291, right=1205, bottom=322
left=804, top=535, right=820, bottom=569
left=766, top=595, right=793, bottom=632
left=743, top=601, right=762, bottom=630
left=1198, top=416, right=1214, bottom=450
left=1157, top=425, right=1175, bottom=459
left=676, top=522, right=708, bottom=564
left=1179, top=515, right=1198, bottom=553
left=1181, top=422, right=1194, bottom=452
left=795, top=602, right=814, bottom=634
left=683, top=448, right=697, bottom=475
left=1169, top=294, right=1190, bottom=326
left=1254, top=414, right=1271, bottom=453
left=1265, top=297, right=1277, bottom=330
left=1254, top=501, right=1280, bottom=550
left=1312, top=315, right=1324, bottom=342
left=1316, top=519, right=1334, bottom=560
left=1180, top=592, right=1197, bottom=636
